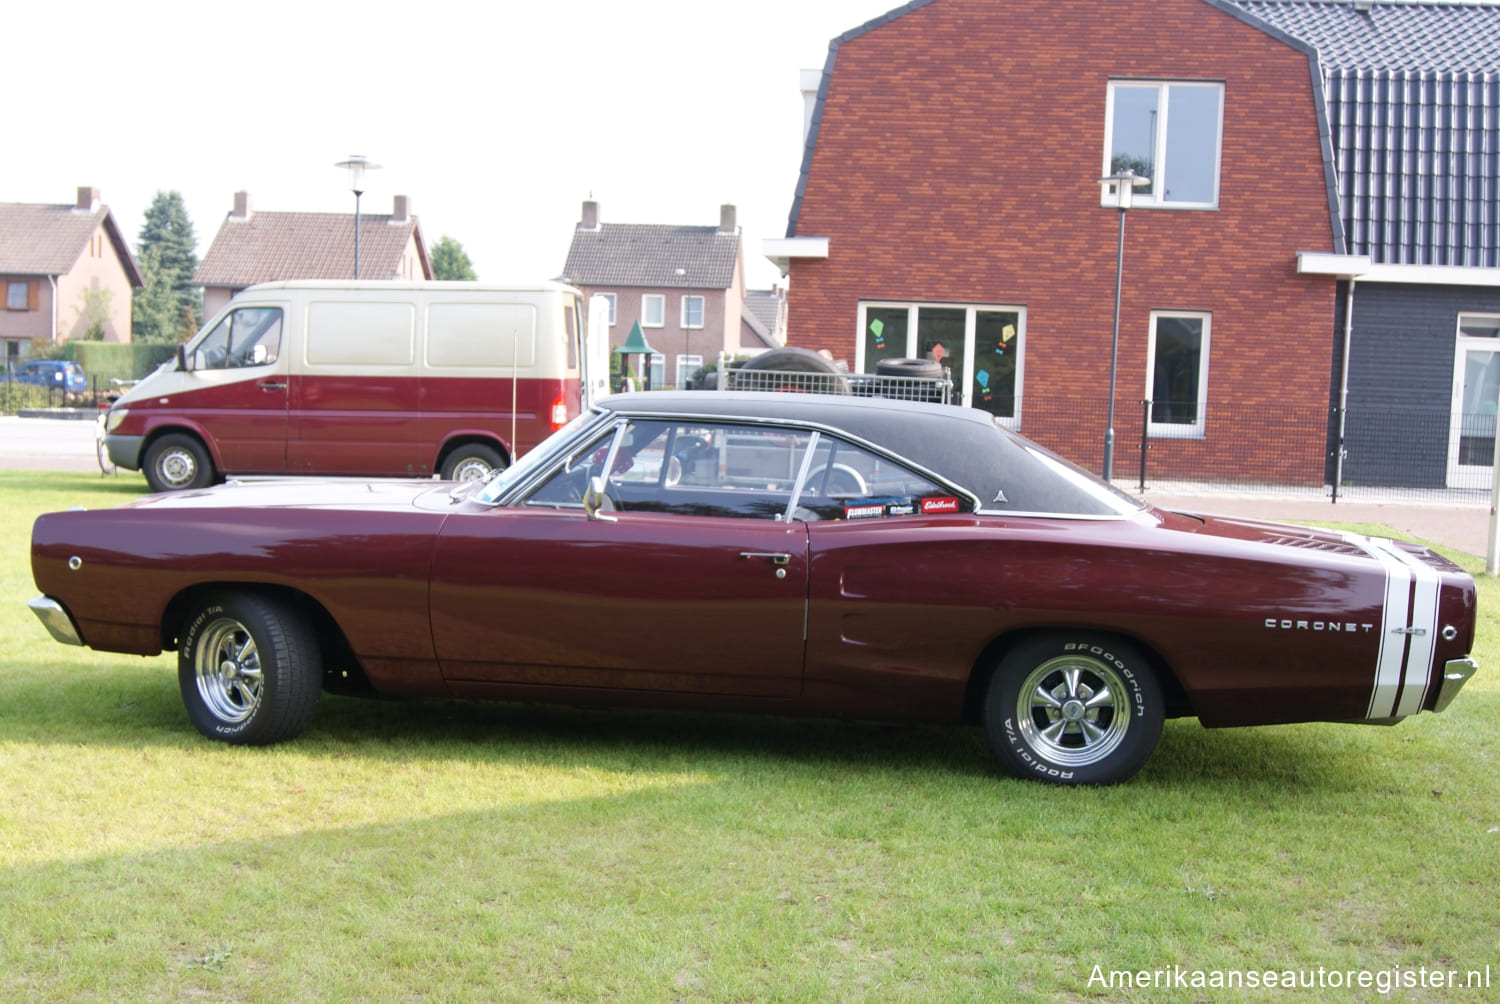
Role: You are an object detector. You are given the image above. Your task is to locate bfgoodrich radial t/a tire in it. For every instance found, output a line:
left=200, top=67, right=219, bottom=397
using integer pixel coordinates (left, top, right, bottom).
left=983, top=633, right=1164, bottom=786
left=178, top=592, right=323, bottom=746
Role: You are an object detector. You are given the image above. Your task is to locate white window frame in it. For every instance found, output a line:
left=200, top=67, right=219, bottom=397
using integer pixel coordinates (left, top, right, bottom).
left=1145, top=311, right=1211, bottom=439
left=1102, top=80, right=1223, bottom=210
left=641, top=294, right=665, bottom=328
left=855, top=301, right=1026, bottom=428
left=675, top=353, right=704, bottom=387
left=1446, top=313, right=1500, bottom=488
left=601, top=293, right=617, bottom=326
left=681, top=294, right=704, bottom=329
left=648, top=352, right=666, bottom=387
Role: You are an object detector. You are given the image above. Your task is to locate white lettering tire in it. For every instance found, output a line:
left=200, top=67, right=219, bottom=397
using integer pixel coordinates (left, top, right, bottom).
left=983, top=633, right=1164, bottom=786
left=178, top=592, right=322, bottom=746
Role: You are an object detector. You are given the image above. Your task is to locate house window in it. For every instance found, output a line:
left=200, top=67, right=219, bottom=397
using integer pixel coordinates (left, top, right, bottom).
left=7, top=282, right=27, bottom=311
left=676, top=353, right=704, bottom=387
left=648, top=352, right=666, bottom=387
left=857, top=302, right=1025, bottom=425
left=1146, top=312, right=1210, bottom=438
left=601, top=293, right=617, bottom=326
left=681, top=295, right=704, bottom=329
left=1103, top=80, right=1223, bottom=209
left=642, top=294, right=665, bottom=328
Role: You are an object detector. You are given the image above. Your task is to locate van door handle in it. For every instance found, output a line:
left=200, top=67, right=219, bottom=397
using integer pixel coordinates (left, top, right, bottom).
left=258, top=381, right=287, bottom=391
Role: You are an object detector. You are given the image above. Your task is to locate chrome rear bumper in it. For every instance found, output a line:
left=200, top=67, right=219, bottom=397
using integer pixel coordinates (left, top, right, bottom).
left=1432, top=656, right=1479, bottom=713
left=27, top=595, right=83, bottom=646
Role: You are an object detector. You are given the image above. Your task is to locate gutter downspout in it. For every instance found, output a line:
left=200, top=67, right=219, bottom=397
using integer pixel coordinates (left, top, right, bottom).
left=47, top=275, right=58, bottom=343
left=1332, top=276, right=1356, bottom=504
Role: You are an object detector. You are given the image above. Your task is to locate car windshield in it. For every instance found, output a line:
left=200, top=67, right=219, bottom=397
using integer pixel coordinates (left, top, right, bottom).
left=472, top=411, right=604, bottom=504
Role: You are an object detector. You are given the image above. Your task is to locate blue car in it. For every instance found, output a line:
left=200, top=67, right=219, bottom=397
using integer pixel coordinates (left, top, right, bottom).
left=5, top=360, right=87, bottom=394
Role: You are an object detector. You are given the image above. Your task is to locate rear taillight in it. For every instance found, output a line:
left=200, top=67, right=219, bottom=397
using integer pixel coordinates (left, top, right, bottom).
left=550, top=399, right=569, bottom=429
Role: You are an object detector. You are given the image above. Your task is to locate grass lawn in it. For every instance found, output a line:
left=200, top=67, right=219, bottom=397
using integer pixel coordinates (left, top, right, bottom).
left=1, top=470, right=1496, bottom=1002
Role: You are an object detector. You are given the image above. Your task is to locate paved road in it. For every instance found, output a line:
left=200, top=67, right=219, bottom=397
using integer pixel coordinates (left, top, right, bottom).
left=0, top=415, right=102, bottom=473
left=2, top=416, right=1492, bottom=558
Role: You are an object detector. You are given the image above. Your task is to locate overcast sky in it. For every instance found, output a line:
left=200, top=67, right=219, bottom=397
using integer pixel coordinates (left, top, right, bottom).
left=2, top=0, right=901, bottom=291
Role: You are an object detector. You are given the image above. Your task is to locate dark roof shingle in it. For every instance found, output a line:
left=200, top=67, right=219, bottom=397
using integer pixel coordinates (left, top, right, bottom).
left=1230, top=0, right=1500, bottom=72
left=562, top=223, right=740, bottom=289
left=0, top=201, right=144, bottom=284
left=194, top=211, right=426, bottom=286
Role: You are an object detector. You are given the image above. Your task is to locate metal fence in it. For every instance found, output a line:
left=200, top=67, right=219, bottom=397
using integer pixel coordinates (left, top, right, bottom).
left=721, top=367, right=953, bottom=403
left=707, top=373, right=1494, bottom=504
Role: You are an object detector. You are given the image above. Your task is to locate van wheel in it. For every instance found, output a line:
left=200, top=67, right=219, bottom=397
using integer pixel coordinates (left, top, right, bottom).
left=441, top=444, right=505, bottom=481
left=144, top=434, right=214, bottom=492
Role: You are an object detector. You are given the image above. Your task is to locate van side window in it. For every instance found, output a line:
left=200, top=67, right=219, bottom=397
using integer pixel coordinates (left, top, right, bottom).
left=194, top=307, right=282, bottom=370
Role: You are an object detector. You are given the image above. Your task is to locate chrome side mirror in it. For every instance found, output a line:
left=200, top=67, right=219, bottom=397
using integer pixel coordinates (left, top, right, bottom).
left=582, top=476, right=617, bottom=522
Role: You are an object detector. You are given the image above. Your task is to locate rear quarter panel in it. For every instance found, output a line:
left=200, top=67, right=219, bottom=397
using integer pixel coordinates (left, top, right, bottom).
left=804, top=514, right=1421, bottom=727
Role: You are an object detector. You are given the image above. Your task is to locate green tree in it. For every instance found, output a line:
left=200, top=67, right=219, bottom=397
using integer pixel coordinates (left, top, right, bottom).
left=430, top=235, right=477, bottom=280
left=136, top=191, right=201, bottom=332
left=132, top=246, right=184, bottom=344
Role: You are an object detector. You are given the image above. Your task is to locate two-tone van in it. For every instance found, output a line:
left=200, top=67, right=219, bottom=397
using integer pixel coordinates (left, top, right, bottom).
left=104, top=280, right=587, bottom=492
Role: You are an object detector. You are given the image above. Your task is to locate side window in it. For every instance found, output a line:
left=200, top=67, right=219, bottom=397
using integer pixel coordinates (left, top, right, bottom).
left=520, top=419, right=958, bottom=521
left=794, top=436, right=954, bottom=521
left=192, top=307, right=282, bottom=370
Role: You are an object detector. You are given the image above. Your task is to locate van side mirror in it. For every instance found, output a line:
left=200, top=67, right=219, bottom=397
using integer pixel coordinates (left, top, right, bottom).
left=176, top=345, right=189, bottom=371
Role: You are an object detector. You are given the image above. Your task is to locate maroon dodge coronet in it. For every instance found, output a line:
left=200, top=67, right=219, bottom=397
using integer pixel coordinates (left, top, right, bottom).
left=28, top=392, right=1479, bottom=784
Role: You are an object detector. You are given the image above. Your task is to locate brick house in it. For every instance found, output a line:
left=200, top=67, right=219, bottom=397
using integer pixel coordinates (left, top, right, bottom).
left=194, top=191, right=432, bottom=318
left=1235, top=0, right=1500, bottom=491
left=0, top=186, right=144, bottom=367
left=770, top=0, right=1500, bottom=488
left=562, top=201, right=783, bottom=389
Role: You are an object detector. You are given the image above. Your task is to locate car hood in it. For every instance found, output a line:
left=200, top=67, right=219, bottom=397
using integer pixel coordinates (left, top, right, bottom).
left=111, top=478, right=461, bottom=513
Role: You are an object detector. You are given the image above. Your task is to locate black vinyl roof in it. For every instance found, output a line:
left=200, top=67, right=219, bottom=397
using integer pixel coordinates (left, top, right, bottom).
left=599, top=392, right=1140, bottom=517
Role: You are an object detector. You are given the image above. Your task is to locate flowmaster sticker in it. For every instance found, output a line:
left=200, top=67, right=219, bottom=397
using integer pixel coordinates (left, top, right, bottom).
left=844, top=497, right=919, bottom=519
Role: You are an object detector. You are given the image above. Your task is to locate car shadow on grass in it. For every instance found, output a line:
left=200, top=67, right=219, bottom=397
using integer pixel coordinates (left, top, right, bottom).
left=0, top=658, right=1410, bottom=791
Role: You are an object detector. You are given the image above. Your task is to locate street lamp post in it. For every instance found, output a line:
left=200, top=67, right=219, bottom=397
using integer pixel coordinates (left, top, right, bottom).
left=1098, top=168, right=1149, bottom=482
left=675, top=266, right=691, bottom=388
left=334, top=155, right=381, bottom=279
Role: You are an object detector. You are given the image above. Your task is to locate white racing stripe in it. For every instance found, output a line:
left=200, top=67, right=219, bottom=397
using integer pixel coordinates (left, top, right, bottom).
left=1340, top=533, right=1441, bottom=718
left=1370, top=538, right=1441, bottom=716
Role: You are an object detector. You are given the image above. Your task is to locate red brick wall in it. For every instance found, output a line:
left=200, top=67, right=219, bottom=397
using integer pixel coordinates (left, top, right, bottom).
left=787, top=0, right=1337, bottom=484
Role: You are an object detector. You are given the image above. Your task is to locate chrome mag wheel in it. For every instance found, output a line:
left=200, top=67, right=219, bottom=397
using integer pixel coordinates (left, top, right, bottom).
left=1015, top=653, right=1131, bottom=767
left=193, top=616, right=264, bottom=724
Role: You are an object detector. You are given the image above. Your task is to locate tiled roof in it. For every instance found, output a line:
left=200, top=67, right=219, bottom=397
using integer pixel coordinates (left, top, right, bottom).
left=194, top=211, right=427, bottom=286
left=562, top=223, right=741, bottom=289
left=1229, top=0, right=1500, bottom=72
left=0, top=201, right=144, bottom=284
left=744, top=290, right=784, bottom=334
left=740, top=303, right=777, bottom=350
left=1229, top=0, right=1500, bottom=266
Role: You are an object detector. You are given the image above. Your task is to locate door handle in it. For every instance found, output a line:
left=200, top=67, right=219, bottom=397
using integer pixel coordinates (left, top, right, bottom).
left=258, top=381, right=287, bottom=391
left=739, top=551, right=791, bottom=566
